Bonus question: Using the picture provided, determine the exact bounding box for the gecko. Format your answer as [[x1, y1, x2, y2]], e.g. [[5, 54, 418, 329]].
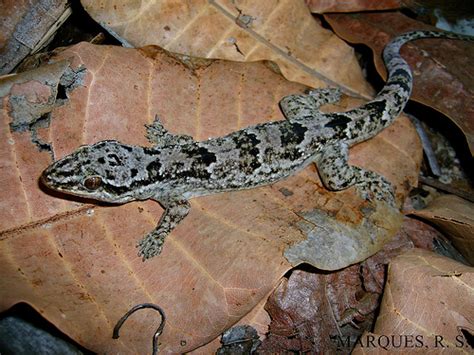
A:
[[41, 31, 472, 261]]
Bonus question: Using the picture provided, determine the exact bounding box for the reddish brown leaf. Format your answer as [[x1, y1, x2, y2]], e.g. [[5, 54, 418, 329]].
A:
[[325, 12, 474, 155], [0, 42, 419, 352], [259, 267, 372, 353]]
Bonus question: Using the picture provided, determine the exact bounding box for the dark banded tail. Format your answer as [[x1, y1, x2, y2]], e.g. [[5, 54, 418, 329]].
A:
[[333, 30, 473, 145]]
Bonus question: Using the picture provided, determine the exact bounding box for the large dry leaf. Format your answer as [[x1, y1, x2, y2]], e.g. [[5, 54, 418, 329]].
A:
[[0, 43, 418, 352], [352, 249, 474, 354], [410, 195, 474, 265], [306, 0, 406, 13], [79, 0, 374, 98], [325, 12, 474, 155], [0, 0, 71, 75]]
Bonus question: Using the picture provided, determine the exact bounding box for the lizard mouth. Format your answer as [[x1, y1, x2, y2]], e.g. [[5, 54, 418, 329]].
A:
[[39, 166, 77, 193], [40, 168, 53, 188]]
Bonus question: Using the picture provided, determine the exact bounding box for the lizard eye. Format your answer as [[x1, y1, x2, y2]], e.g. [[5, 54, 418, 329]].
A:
[[83, 176, 102, 190]]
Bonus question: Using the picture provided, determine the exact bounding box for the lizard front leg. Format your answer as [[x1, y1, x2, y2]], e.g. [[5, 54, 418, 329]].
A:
[[316, 142, 396, 207], [137, 198, 191, 260], [146, 115, 195, 147]]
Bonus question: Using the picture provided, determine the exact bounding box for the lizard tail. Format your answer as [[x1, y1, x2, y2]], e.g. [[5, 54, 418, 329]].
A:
[[334, 30, 472, 145]]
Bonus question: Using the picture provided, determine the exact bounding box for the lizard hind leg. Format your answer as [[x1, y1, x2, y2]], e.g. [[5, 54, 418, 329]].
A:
[[146, 115, 195, 147], [137, 198, 191, 260], [279, 87, 341, 122], [316, 142, 396, 207]]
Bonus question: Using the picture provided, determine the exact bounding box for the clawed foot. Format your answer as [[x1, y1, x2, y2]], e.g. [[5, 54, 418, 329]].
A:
[[137, 231, 168, 261]]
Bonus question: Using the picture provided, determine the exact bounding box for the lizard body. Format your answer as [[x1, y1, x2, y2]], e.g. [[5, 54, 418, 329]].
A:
[[41, 31, 472, 260]]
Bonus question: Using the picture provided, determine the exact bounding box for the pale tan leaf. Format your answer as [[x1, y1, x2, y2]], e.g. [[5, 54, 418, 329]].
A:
[[410, 195, 474, 265], [80, 0, 374, 98], [352, 249, 474, 354], [0, 43, 419, 352]]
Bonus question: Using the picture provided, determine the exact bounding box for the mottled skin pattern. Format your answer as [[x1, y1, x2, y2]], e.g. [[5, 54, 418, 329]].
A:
[[41, 31, 472, 260]]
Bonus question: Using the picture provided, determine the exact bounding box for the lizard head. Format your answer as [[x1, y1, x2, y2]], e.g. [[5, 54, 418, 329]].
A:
[[41, 140, 149, 203]]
